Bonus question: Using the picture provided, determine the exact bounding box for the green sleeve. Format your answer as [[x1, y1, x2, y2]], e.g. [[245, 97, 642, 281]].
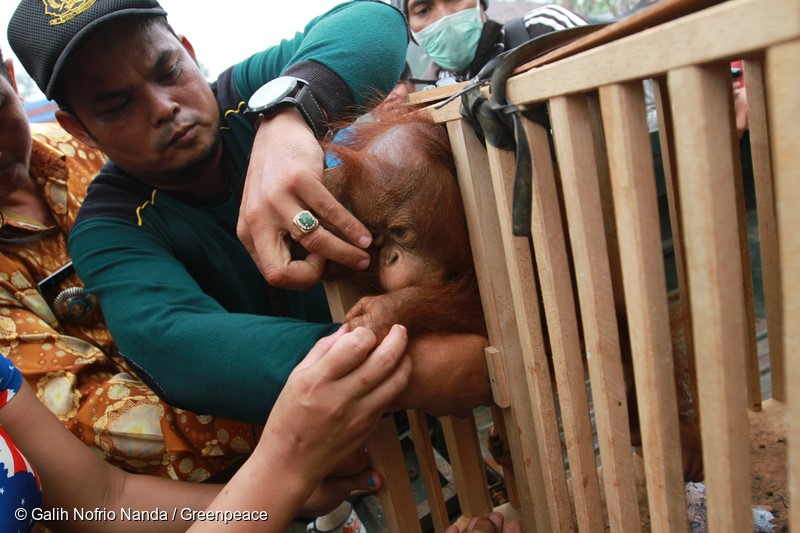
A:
[[233, 0, 408, 109], [69, 218, 338, 425]]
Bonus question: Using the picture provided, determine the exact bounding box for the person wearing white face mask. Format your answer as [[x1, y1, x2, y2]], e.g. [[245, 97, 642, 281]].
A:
[[392, 0, 587, 86]]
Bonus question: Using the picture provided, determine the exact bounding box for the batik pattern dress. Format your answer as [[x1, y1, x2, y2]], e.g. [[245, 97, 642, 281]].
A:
[[0, 123, 257, 482]]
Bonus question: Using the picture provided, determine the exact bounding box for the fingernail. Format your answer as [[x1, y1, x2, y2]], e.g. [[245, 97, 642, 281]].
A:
[[368, 475, 378, 488], [356, 258, 370, 270], [358, 234, 372, 248]]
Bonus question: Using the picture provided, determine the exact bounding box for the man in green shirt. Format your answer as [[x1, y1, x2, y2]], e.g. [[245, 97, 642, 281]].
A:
[[8, 0, 491, 424]]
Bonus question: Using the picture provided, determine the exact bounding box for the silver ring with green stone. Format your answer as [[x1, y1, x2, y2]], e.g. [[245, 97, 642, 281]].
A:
[[292, 209, 320, 237]]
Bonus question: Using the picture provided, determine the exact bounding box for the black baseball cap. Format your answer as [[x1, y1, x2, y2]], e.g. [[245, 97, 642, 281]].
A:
[[8, 0, 168, 100]]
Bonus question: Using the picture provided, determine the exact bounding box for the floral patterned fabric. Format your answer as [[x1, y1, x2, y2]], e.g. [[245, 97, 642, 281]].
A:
[[0, 123, 257, 481]]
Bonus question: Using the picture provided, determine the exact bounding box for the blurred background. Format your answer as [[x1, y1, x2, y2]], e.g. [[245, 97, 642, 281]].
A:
[[0, 0, 658, 121]]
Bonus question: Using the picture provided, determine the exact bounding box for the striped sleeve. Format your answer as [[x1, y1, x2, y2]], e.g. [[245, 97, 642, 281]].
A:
[[522, 4, 588, 37]]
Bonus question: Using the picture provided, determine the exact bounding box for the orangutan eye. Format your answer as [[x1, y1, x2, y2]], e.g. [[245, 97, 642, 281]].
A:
[[389, 227, 408, 239]]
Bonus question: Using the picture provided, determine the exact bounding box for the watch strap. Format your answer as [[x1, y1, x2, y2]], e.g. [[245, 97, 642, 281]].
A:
[[245, 78, 329, 140], [291, 84, 328, 140]]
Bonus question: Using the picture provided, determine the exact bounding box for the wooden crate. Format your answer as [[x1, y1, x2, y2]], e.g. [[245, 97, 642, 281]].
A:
[[328, 0, 799, 530]]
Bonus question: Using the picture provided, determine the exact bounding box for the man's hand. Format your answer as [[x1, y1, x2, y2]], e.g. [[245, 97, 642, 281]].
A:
[[298, 468, 383, 518], [391, 332, 491, 417], [237, 108, 373, 290]]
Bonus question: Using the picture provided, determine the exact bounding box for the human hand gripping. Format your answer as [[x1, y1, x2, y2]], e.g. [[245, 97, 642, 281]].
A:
[[237, 108, 373, 290], [261, 324, 411, 486], [192, 325, 411, 532]]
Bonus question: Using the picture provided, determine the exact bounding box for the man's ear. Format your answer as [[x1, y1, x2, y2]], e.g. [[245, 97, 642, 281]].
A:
[[55, 109, 99, 149], [179, 34, 198, 63]]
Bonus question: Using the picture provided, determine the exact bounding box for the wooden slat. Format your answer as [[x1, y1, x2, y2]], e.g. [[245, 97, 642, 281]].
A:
[[488, 403, 519, 506], [457, 118, 575, 532], [669, 64, 753, 533], [652, 77, 704, 413], [597, 82, 688, 533], [725, 80, 762, 415], [324, 211, 491, 533], [434, 413, 492, 522], [368, 415, 423, 533], [429, 0, 800, 125], [407, 410, 450, 533], [766, 38, 800, 533], [585, 92, 626, 315], [744, 57, 784, 402], [446, 119, 545, 531], [441, 414, 493, 517], [513, 0, 726, 74], [652, 79, 689, 315], [504, 0, 800, 107], [653, 76, 704, 416], [544, 95, 641, 533], [323, 280, 422, 533], [528, 102, 605, 533], [483, 139, 578, 533], [323, 278, 362, 323], [485, 346, 511, 409], [412, 0, 727, 108]]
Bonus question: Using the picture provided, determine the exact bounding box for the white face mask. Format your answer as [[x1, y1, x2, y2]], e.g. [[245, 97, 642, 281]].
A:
[[412, 3, 483, 72]]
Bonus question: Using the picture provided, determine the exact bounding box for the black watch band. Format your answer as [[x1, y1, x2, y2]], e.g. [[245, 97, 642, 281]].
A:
[[288, 84, 328, 139], [244, 77, 329, 140]]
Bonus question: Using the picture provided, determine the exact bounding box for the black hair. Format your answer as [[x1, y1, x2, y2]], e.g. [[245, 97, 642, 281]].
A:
[[0, 213, 60, 249], [401, 62, 412, 81]]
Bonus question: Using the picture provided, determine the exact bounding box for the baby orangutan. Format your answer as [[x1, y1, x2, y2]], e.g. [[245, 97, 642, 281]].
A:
[[323, 111, 486, 342], [323, 108, 703, 482]]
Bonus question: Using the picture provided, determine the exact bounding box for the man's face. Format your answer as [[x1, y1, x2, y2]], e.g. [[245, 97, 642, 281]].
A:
[[58, 18, 221, 190], [407, 0, 479, 33], [0, 69, 33, 198]]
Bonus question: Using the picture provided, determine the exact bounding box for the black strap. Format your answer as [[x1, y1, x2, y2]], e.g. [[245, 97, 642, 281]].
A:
[[455, 23, 608, 236], [466, 20, 504, 80]]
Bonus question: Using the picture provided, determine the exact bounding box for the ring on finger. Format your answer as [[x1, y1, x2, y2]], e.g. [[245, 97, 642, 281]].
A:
[[292, 209, 320, 238]]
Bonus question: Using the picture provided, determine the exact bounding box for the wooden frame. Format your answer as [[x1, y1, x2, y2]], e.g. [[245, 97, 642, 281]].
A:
[[327, 0, 799, 530]]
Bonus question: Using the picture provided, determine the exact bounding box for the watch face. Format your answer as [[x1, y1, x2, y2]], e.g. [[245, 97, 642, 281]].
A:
[[248, 77, 299, 111]]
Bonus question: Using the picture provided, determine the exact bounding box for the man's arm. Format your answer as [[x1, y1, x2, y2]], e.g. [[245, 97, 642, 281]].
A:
[[235, 0, 409, 290], [69, 217, 338, 425], [233, 1, 408, 116], [391, 332, 492, 417], [71, 215, 490, 422]]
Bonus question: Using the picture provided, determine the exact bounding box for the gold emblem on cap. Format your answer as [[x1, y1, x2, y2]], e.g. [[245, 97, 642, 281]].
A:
[[42, 0, 98, 25]]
